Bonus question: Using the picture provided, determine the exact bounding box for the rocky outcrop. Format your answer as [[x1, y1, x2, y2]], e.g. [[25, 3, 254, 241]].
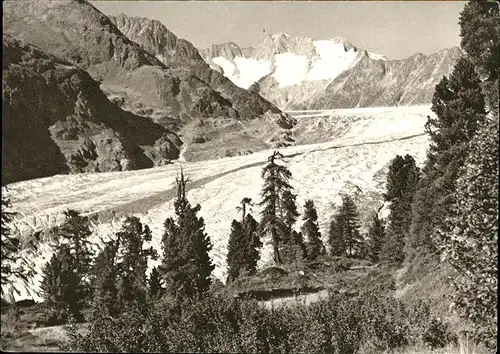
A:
[[2, 35, 181, 184]]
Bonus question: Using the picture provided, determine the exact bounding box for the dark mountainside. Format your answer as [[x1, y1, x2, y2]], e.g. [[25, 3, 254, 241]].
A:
[[2, 35, 181, 184]]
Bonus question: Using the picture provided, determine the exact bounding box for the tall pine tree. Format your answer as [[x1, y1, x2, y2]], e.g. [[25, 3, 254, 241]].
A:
[[367, 211, 385, 263], [227, 198, 262, 282], [243, 213, 261, 276], [436, 1, 499, 347], [280, 190, 305, 264], [115, 216, 155, 312], [1, 190, 36, 298], [328, 217, 345, 257], [89, 240, 119, 319], [259, 151, 294, 265], [301, 200, 324, 261], [382, 155, 420, 264], [41, 209, 94, 322], [226, 219, 246, 283], [439, 113, 498, 347], [410, 57, 486, 254], [41, 245, 84, 323], [160, 169, 214, 300]]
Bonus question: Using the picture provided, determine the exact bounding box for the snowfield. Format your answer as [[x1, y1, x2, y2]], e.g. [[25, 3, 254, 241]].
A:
[[4, 105, 432, 302], [210, 38, 383, 89]]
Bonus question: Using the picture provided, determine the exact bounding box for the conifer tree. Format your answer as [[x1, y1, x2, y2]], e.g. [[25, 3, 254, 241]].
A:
[[41, 210, 94, 322], [280, 190, 305, 264], [149, 266, 162, 300], [160, 169, 214, 300], [54, 210, 94, 278], [238, 197, 262, 275], [243, 212, 261, 275], [41, 246, 84, 322], [367, 211, 385, 263], [382, 155, 420, 264], [227, 198, 261, 282], [226, 219, 246, 283], [434, 2, 499, 347], [438, 114, 498, 347], [259, 151, 294, 265], [328, 218, 345, 257], [459, 0, 499, 114], [90, 240, 119, 318], [301, 200, 324, 261], [341, 195, 362, 257], [411, 57, 486, 252], [115, 216, 156, 312], [1, 191, 36, 297]]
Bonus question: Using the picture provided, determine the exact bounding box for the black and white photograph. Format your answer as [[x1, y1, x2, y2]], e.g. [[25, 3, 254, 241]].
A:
[[1, 0, 498, 352]]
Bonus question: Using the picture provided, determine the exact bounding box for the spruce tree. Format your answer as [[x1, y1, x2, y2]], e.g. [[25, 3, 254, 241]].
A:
[[40, 246, 84, 322], [226, 220, 246, 283], [259, 151, 294, 265], [160, 170, 214, 300], [280, 190, 304, 264], [149, 266, 162, 300], [301, 200, 324, 261], [435, 1, 499, 347], [41, 210, 94, 322], [411, 57, 486, 253], [339, 195, 362, 257], [382, 155, 420, 264], [1, 191, 36, 297], [242, 213, 261, 275], [367, 211, 385, 263], [238, 198, 262, 275], [227, 198, 261, 282], [438, 101, 498, 348], [115, 216, 156, 312], [328, 218, 345, 257], [54, 210, 94, 278], [90, 240, 119, 318]]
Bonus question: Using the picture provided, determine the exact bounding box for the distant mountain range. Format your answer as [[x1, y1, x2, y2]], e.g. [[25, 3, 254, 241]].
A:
[[200, 34, 462, 109]]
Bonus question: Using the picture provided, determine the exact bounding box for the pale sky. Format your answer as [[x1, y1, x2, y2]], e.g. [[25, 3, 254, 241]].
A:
[[91, 1, 466, 60]]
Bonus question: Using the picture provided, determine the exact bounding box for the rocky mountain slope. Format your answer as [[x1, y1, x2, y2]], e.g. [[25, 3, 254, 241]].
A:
[[2, 0, 296, 175], [109, 14, 293, 127], [2, 34, 181, 184], [201, 34, 461, 109]]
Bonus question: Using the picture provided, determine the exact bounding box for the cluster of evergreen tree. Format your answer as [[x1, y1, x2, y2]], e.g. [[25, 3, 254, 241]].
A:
[[1, 189, 37, 299], [226, 198, 261, 282], [37, 169, 215, 323], [403, 0, 498, 347]]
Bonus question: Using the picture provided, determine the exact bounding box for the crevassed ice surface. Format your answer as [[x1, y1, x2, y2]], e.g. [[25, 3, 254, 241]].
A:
[[3, 105, 432, 302]]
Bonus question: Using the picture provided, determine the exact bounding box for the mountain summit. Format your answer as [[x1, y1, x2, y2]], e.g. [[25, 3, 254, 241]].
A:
[[202, 34, 461, 109]]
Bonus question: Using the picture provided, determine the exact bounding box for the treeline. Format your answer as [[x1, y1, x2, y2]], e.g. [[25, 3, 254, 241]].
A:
[[2, 147, 418, 323]]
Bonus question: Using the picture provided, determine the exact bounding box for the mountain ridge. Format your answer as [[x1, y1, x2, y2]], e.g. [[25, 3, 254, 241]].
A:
[[201, 34, 461, 109]]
